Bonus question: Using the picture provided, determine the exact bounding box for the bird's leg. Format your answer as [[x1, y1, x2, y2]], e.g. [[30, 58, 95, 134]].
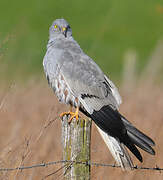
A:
[[60, 106, 79, 123], [68, 106, 79, 123]]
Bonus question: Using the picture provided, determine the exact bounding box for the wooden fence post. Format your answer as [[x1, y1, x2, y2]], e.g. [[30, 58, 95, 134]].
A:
[[61, 115, 92, 180]]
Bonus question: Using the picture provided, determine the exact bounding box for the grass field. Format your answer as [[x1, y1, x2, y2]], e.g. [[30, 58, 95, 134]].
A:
[[0, 0, 163, 80]]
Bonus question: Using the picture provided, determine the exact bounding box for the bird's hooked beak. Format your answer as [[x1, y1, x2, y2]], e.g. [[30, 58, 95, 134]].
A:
[[62, 27, 67, 37]]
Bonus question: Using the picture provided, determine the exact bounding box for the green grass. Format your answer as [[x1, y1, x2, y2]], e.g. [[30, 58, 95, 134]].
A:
[[0, 0, 163, 81]]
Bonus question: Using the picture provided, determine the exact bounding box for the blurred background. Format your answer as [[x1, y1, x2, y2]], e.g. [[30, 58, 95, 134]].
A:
[[0, 0, 163, 179]]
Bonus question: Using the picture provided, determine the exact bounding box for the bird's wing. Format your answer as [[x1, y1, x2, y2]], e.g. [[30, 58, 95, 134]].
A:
[[43, 38, 122, 112], [59, 49, 120, 113], [104, 75, 122, 107]]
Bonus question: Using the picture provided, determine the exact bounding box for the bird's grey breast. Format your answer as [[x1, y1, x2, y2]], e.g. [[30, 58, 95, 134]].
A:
[[43, 38, 82, 107]]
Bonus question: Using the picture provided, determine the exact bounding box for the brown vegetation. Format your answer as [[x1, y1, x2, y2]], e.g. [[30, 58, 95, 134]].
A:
[[0, 81, 162, 180]]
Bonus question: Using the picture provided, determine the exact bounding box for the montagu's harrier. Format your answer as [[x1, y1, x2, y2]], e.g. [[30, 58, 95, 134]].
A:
[[43, 19, 155, 170]]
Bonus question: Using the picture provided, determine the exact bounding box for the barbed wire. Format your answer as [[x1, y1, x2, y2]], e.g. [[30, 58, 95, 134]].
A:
[[0, 160, 162, 172]]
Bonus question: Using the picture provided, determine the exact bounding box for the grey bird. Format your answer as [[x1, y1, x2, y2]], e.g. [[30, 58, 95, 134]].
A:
[[43, 18, 155, 170]]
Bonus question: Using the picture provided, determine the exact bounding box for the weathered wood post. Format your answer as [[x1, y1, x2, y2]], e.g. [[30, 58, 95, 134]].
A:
[[61, 115, 92, 180]]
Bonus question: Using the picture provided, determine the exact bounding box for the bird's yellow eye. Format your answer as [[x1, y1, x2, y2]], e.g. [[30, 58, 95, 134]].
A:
[[62, 27, 66, 31], [54, 25, 58, 29]]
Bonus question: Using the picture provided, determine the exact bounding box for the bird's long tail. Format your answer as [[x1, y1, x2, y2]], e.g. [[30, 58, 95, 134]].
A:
[[88, 105, 155, 170], [96, 125, 134, 170], [80, 105, 155, 170]]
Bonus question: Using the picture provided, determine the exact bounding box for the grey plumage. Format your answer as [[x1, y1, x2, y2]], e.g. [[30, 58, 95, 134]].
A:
[[43, 18, 155, 170]]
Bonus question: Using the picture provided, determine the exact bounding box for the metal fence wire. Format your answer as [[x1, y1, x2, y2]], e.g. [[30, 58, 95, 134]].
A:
[[0, 160, 162, 172]]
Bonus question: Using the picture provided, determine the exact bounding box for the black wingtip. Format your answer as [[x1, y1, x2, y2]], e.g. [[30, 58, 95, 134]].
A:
[[150, 148, 156, 155], [121, 116, 156, 147], [150, 139, 155, 146], [125, 142, 143, 163], [127, 131, 155, 156]]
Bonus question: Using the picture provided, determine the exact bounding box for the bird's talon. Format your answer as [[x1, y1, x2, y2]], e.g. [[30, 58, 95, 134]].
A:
[[68, 113, 79, 123], [60, 111, 71, 118], [60, 107, 79, 123]]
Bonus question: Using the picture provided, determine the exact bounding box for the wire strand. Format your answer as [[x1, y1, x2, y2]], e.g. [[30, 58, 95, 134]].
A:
[[0, 160, 162, 172]]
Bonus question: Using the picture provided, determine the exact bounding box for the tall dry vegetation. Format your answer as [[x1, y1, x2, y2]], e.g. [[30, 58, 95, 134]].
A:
[[0, 81, 162, 180]]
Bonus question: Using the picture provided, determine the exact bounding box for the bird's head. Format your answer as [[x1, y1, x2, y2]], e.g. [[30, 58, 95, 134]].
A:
[[49, 19, 72, 39]]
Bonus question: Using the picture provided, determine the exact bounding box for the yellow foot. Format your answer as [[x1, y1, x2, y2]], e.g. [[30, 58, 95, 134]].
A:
[[60, 107, 79, 123]]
